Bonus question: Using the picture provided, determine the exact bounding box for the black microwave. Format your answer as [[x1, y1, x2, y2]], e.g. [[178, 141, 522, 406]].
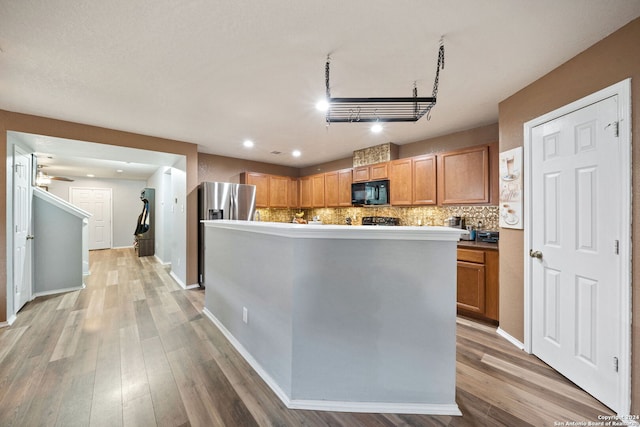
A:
[[351, 179, 390, 206]]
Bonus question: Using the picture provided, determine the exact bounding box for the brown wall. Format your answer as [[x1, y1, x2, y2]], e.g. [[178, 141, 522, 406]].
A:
[[299, 123, 499, 176], [498, 17, 640, 410], [0, 110, 200, 322], [399, 123, 499, 158], [198, 153, 299, 183]]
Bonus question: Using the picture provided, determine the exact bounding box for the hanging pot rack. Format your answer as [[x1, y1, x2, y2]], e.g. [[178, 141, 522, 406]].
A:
[[324, 38, 445, 124]]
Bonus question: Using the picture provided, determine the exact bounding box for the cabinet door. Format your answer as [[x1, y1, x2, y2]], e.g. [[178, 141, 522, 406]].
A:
[[299, 176, 312, 208], [338, 169, 353, 206], [437, 145, 490, 204], [245, 172, 269, 208], [457, 261, 486, 314], [370, 163, 388, 180], [325, 171, 339, 207], [311, 174, 325, 207], [288, 178, 299, 209], [412, 155, 436, 205], [353, 166, 370, 182], [269, 175, 289, 208], [389, 159, 412, 205]]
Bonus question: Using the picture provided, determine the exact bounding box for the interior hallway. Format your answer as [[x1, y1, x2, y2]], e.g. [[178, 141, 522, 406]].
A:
[[0, 248, 613, 426]]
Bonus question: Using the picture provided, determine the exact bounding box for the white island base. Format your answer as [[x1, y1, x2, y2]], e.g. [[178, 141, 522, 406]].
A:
[[202, 220, 464, 415]]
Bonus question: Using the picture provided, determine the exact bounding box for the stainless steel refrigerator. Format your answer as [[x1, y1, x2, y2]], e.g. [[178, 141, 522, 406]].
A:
[[198, 181, 257, 285]]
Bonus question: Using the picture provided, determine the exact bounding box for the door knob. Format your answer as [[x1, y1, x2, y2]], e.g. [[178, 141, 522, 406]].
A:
[[26, 235, 34, 240], [529, 249, 543, 259]]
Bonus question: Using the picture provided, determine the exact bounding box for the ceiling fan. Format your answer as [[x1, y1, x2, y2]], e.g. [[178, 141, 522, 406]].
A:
[[36, 165, 74, 185]]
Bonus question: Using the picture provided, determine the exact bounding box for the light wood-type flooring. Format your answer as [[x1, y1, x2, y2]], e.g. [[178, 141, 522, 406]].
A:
[[0, 248, 614, 426]]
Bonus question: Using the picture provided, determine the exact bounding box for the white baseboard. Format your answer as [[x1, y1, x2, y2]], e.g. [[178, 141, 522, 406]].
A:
[[154, 254, 171, 266], [202, 308, 292, 405], [33, 284, 86, 299], [111, 245, 134, 249], [496, 327, 525, 350], [168, 271, 199, 290], [288, 400, 461, 415], [202, 308, 462, 416], [0, 314, 17, 328]]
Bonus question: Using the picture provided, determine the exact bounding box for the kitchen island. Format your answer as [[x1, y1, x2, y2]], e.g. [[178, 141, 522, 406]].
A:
[[202, 220, 465, 415]]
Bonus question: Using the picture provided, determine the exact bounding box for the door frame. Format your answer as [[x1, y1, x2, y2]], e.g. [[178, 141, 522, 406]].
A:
[[523, 79, 631, 414]]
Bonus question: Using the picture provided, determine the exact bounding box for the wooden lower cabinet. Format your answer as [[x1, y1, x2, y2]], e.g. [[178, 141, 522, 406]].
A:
[[457, 247, 498, 323]]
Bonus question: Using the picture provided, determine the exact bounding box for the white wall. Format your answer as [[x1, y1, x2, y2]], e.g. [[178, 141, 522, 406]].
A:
[[147, 167, 173, 264], [170, 158, 187, 286], [49, 177, 147, 248]]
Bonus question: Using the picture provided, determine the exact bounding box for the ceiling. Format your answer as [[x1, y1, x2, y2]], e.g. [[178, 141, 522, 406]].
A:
[[1, 1, 639, 174]]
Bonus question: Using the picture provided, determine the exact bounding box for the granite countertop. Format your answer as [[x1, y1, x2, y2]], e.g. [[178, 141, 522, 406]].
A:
[[457, 240, 499, 251]]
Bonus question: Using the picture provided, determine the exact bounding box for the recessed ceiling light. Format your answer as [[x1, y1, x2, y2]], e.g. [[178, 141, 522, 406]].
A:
[[243, 139, 254, 148], [116, 169, 123, 173], [292, 150, 301, 157], [315, 99, 329, 112], [371, 123, 383, 133], [87, 174, 95, 178]]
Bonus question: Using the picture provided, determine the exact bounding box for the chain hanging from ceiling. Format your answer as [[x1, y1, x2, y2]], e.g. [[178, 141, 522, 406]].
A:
[[324, 37, 445, 124]]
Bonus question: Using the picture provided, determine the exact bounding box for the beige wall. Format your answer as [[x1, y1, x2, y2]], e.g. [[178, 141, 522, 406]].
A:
[[498, 17, 640, 410], [0, 110, 200, 322], [198, 153, 299, 183]]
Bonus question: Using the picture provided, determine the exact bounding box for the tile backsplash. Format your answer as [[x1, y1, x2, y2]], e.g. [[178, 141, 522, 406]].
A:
[[255, 205, 499, 230]]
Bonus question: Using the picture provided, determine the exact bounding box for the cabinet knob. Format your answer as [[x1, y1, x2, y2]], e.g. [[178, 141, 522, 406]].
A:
[[529, 249, 543, 259]]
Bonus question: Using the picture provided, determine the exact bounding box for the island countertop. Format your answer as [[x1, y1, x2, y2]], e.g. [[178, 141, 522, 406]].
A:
[[202, 219, 466, 241], [201, 219, 465, 416]]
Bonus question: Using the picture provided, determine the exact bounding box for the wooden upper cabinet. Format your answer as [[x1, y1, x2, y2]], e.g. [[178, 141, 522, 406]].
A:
[[437, 145, 490, 204], [325, 169, 353, 207], [288, 178, 299, 209], [352, 163, 388, 182], [299, 176, 312, 208], [370, 163, 388, 180], [412, 155, 437, 205], [269, 175, 289, 208], [311, 174, 326, 207], [352, 166, 370, 182], [242, 172, 269, 208], [389, 158, 413, 206]]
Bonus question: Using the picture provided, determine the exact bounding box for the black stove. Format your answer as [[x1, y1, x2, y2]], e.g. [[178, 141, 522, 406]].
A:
[[361, 216, 399, 226]]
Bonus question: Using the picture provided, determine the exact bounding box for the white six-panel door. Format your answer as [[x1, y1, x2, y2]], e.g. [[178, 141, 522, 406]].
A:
[[13, 146, 32, 311], [70, 187, 112, 250], [529, 94, 622, 411]]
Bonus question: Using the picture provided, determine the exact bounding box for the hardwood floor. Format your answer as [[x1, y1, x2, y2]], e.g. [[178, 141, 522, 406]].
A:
[[0, 248, 614, 426]]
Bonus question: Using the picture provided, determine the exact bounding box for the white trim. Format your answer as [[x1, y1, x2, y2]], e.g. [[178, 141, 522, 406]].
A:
[[496, 327, 525, 350], [169, 270, 198, 290], [111, 245, 134, 250], [523, 78, 632, 416], [202, 220, 466, 241], [153, 254, 171, 266], [288, 400, 461, 416], [32, 284, 85, 298], [203, 308, 292, 405], [202, 308, 461, 416], [0, 315, 18, 328]]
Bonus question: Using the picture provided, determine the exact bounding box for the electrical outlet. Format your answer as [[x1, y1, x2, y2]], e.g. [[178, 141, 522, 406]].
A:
[[242, 307, 248, 324]]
